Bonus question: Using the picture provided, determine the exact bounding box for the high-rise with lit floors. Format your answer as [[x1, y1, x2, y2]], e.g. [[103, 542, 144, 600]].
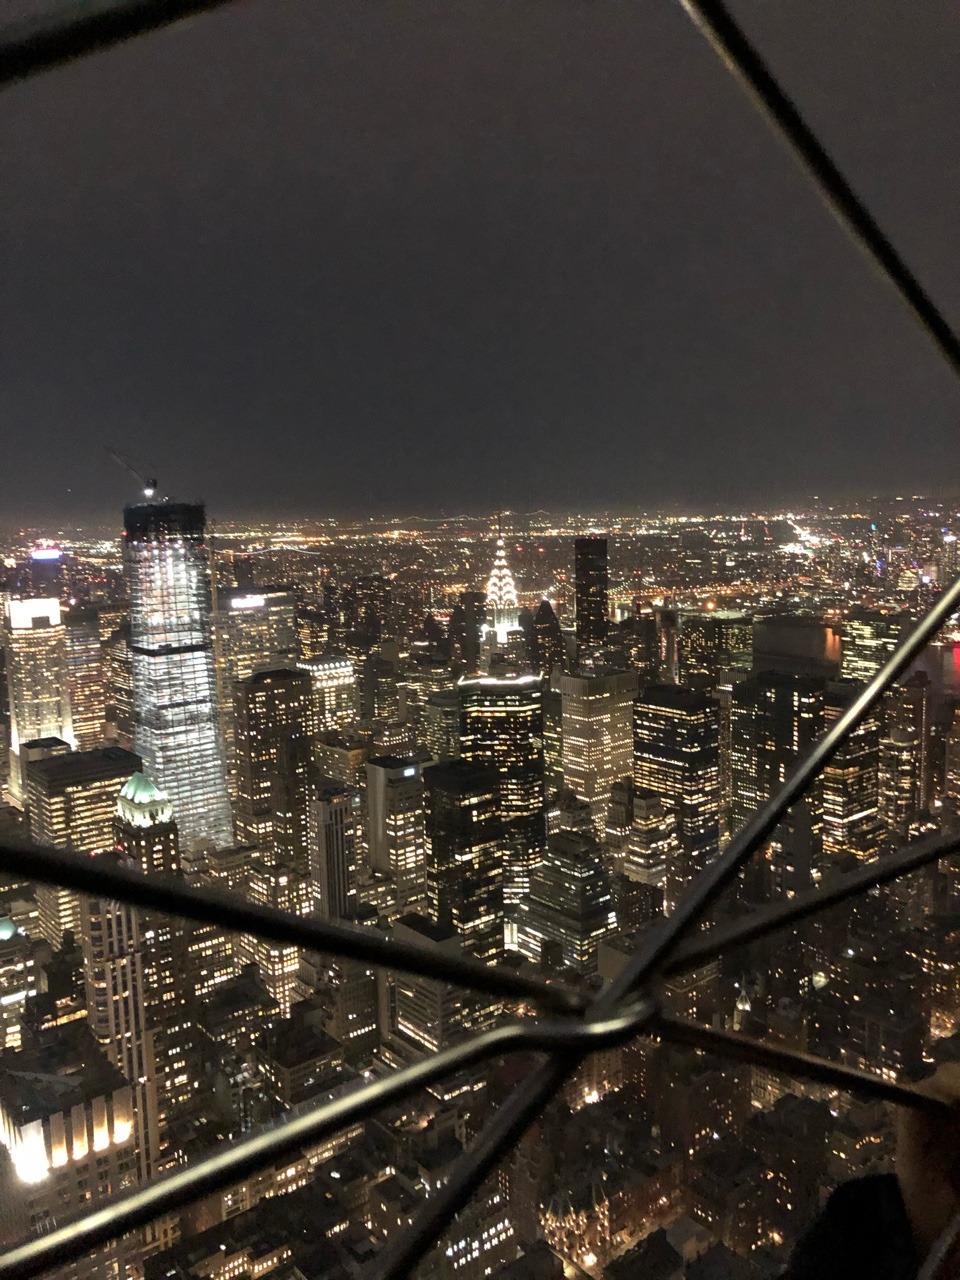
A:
[[519, 829, 616, 974], [123, 502, 233, 850], [215, 587, 298, 797], [3, 597, 74, 804], [365, 756, 427, 908], [560, 670, 638, 831], [458, 674, 546, 912], [482, 531, 520, 651], [65, 608, 106, 751], [234, 666, 314, 873], [729, 672, 824, 900], [633, 686, 721, 889], [531, 599, 566, 676], [424, 759, 504, 964], [27, 746, 141, 946], [309, 780, 360, 921], [113, 772, 196, 1156], [297, 653, 356, 733], [80, 882, 161, 1187], [574, 536, 609, 650], [821, 681, 883, 862]]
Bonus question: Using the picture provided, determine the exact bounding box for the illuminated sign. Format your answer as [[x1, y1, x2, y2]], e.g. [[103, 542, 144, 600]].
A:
[[31, 547, 62, 562], [230, 595, 266, 610]]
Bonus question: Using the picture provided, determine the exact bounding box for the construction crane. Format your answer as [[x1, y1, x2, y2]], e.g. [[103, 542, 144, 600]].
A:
[[104, 445, 159, 500]]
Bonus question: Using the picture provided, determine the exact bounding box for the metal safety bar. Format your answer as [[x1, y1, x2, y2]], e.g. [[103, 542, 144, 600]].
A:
[[665, 826, 960, 977], [0, 1001, 657, 1280], [0, 0, 243, 88], [2, 0, 960, 1276], [678, 0, 960, 380], [653, 1015, 951, 1116], [0, 839, 583, 1016]]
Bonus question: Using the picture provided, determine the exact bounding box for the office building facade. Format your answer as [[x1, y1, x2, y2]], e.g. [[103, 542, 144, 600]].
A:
[[123, 502, 232, 850]]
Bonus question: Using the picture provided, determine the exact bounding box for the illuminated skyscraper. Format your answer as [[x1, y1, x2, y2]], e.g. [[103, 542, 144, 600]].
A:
[[113, 772, 197, 1152], [483, 531, 520, 648], [519, 829, 616, 974], [841, 613, 905, 684], [104, 620, 135, 751], [365, 756, 427, 908], [623, 788, 682, 894], [424, 759, 504, 964], [297, 653, 356, 732], [215, 587, 297, 796], [65, 608, 106, 751], [633, 686, 721, 884], [235, 666, 314, 872], [422, 688, 461, 761], [309, 780, 360, 921], [679, 612, 753, 689], [531, 599, 566, 676], [114, 771, 180, 877], [821, 681, 883, 862], [27, 746, 141, 946], [27, 541, 64, 598], [239, 860, 312, 1016], [729, 672, 824, 900], [560, 670, 638, 830], [575, 536, 609, 650], [0, 1025, 139, 1280], [81, 879, 161, 1185], [123, 502, 232, 850], [3, 597, 74, 804], [878, 725, 920, 841], [458, 674, 546, 910]]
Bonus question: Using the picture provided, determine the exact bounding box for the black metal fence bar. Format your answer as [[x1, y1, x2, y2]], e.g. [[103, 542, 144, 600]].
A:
[[665, 829, 960, 976], [654, 1015, 951, 1115], [0, 1002, 656, 1280], [918, 1210, 960, 1280], [0, 839, 582, 1014], [0, 0, 244, 88], [678, 0, 960, 380], [376, 1052, 579, 1280]]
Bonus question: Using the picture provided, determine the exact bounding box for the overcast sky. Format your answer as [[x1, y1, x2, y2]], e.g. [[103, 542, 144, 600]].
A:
[[2, 0, 959, 523]]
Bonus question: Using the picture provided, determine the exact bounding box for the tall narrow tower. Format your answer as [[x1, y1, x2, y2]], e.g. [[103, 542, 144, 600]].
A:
[[484, 522, 520, 648], [574, 536, 609, 650], [459, 674, 546, 911], [123, 501, 232, 850], [3, 598, 74, 804]]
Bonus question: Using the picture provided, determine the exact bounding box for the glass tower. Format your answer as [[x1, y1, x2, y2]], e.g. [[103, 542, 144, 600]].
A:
[[574, 535, 609, 649], [123, 502, 233, 850]]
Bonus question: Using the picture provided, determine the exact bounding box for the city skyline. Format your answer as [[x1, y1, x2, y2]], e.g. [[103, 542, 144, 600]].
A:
[[4, 0, 960, 1271], [1, 479, 960, 1278]]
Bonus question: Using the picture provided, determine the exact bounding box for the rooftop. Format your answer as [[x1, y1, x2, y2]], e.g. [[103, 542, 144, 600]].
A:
[[28, 747, 141, 789], [0, 1024, 127, 1124]]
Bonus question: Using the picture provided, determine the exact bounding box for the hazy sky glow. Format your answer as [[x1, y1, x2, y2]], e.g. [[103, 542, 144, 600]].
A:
[[2, 0, 960, 521]]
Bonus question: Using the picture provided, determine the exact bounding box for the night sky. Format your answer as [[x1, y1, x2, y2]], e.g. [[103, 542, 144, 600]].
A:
[[2, 0, 960, 523]]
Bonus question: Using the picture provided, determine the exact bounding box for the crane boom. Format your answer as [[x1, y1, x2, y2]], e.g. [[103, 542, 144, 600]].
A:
[[104, 446, 158, 499]]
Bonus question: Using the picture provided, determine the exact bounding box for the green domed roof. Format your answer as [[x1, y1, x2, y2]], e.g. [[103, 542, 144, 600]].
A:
[[119, 772, 168, 806], [117, 772, 175, 827]]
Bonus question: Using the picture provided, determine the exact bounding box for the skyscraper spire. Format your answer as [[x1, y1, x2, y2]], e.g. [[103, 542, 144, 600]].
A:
[[486, 535, 519, 613], [484, 521, 520, 646]]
